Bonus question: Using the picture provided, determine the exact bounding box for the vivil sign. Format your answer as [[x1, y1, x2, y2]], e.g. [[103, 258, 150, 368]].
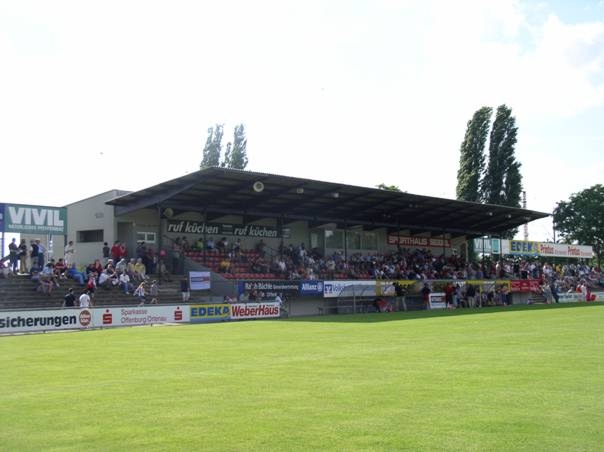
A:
[[299, 280, 324, 296], [4, 204, 67, 234], [190, 304, 231, 323], [0, 203, 4, 232]]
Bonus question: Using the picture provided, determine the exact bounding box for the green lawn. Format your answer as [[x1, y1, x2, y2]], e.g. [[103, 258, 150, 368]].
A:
[[1, 304, 603, 451]]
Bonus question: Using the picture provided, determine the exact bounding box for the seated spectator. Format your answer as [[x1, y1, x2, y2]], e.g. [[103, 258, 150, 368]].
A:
[[192, 237, 204, 251], [158, 259, 172, 282], [41, 263, 60, 289], [86, 274, 97, 297], [218, 256, 231, 273], [217, 237, 228, 253], [54, 258, 68, 279], [133, 258, 147, 281], [119, 271, 133, 294], [67, 263, 86, 285], [98, 268, 118, 290], [206, 237, 216, 252]]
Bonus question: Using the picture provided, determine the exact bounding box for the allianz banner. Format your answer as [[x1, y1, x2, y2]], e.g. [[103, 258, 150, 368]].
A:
[[4, 204, 67, 234]]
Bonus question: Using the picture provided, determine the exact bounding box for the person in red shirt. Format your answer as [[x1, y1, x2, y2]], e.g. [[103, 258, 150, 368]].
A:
[[110, 241, 123, 261]]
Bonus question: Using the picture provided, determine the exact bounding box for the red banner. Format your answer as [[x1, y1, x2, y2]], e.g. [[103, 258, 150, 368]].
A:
[[510, 280, 541, 292]]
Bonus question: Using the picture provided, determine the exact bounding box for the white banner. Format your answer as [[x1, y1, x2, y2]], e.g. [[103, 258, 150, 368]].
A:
[[189, 271, 211, 290], [92, 306, 190, 328], [538, 243, 593, 258], [323, 280, 377, 298], [429, 293, 448, 309], [230, 302, 280, 319], [0, 308, 91, 334]]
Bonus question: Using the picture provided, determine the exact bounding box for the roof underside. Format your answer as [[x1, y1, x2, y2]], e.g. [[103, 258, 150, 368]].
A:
[[106, 168, 549, 239]]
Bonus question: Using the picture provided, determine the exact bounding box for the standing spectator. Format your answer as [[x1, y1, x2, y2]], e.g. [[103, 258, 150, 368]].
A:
[[64, 240, 76, 268], [180, 277, 190, 302], [421, 283, 431, 310], [36, 239, 46, 270], [110, 241, 122, 261], [102, 242, 111, 265], [149, 280, 160, 304], [18, 239, 28, 274], [134, 281, 146, 306], [63, 288, 76, 308], [79, 290, 92, 308], [8, 238, 19, 274], [466, 283, 476, 308], [29, 239, 39, 272]]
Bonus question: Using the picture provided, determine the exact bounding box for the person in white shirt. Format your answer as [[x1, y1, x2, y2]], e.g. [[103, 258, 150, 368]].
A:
[[79, 290, 92, 308]]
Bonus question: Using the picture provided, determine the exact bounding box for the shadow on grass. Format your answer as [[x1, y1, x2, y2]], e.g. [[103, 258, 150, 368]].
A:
[[286, 302, 604, 324]]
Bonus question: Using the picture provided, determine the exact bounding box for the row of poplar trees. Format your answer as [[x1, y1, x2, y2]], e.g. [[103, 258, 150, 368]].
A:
[[200, 124, 249, 170], [456, 104, 523, 238]]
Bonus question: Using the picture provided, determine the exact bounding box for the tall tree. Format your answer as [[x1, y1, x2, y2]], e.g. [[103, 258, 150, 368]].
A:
[[222, 124, 248, 169], [553, 184, 604, 267], [200, 124, 223, 169], [481, 104, 522, 207], [456, 106, 492, 202]]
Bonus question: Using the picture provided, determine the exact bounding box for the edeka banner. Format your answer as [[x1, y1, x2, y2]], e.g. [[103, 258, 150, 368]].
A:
[[189, 271, 211, 290], [190, 304, 231, 323], [510, 280, 541, 293], [502, 240, 540, 256], [0, 308, 91, 334], [230, 302, 280, 319], [4, 204, 67, 234], [92, 306, 189, 328], [299, 280, 324, 296], [239, 280, 300, 298]]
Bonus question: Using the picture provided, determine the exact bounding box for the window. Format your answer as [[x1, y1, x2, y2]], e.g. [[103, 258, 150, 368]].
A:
[[346, 231, 361, 250], [136, 232, 156, 243], [325, 229, 343, 248], [77, 229, 103, 243], [363, 232, 377, 250]]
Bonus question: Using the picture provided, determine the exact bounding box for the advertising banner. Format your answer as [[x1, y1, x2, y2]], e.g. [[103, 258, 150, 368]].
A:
[[298, 280, 324, 296], [558, 293, 588, 303], [0, 203, 4, 232], [429, 293, 447, 309], [474, 238, 501, 254], [0, 308, 91, 334], [239, 280, 300, 298], [230, 302, 280, 319], [190, 304, 231, 323], [323, 280, 378, 298], [189, 271, 211, 291], [538, 243, 593, 258], [93, 306, 189, 328], [387, 235, 451, 248], [3, 204, 67, 234], [510, 280, 541, 293], [166, 220, 290, 239], [502, 240, 540, 256]]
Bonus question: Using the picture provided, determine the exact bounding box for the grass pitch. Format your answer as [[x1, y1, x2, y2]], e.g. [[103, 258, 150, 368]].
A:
[[1, 303, 603, 451]]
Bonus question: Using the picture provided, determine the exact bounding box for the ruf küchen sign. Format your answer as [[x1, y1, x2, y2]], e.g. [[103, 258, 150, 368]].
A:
[[2, 204, 67, 234], [166, 220, 290, 238]]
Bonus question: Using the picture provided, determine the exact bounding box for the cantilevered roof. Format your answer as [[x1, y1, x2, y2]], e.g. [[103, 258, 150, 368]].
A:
[[106, 167, 549, 238]]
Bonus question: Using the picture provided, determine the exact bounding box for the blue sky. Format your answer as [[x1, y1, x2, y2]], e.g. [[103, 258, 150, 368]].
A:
[[1, 0, 603, 242]]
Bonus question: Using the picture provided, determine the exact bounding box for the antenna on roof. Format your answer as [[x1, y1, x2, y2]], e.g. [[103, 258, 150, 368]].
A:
[[522, 190, 528, 241]]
